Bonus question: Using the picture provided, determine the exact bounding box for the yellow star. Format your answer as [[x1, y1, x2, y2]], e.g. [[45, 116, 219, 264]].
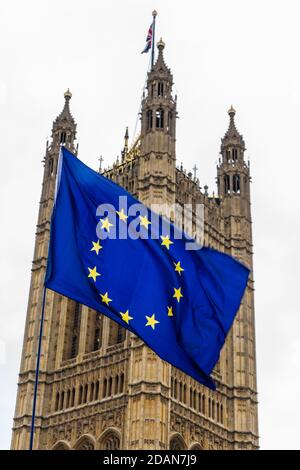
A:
[[167, 306, 173, 317], [160, 235, 174, 250], [174, 261, 184, 275], [145, 314, 160, 330], [120, 310, 133, 324], [100, 292, 112, 306], [173, 287, 183, 303], [116, 208, 128, 222], [139, 215, 151, 229], [88, 266, 101, 282], [101, 217, 113, 232], [91, 240, 102, 255]]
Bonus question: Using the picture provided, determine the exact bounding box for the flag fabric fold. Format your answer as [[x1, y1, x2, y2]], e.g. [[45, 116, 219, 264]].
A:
[[141, 23, 153, 54], [45, 147, 250, 389]]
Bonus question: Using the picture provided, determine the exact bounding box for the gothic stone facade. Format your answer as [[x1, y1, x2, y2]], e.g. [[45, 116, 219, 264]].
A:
[[11, 41, 258, 450]]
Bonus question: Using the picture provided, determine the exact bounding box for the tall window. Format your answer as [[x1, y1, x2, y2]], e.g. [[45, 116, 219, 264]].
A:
[[167, 111, 173, 133], [232, 148, 238, 162], [158, 81, 164, 96], [156, 108, 164, 129], [48, 158, 54, 176], [224, 175, 230, 194], [60, 131, 66, 144], [146, 110, 153, 130], [233, 174, 240, 193], [108, 320, 125, 345], [93, 313, 102, 351], [69, 302, 81, 359]]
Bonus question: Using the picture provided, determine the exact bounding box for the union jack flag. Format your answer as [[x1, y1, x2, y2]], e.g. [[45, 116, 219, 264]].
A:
[[141, 23, 153, 54]]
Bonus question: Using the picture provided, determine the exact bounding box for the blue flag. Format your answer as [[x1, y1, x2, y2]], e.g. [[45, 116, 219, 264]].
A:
[[45, 147, 249, 390]]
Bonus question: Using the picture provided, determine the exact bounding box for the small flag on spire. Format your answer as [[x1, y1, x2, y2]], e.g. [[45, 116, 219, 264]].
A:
[[141, 23, 153, 54]]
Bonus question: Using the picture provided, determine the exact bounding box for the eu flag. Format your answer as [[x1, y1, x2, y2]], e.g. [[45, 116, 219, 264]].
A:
[[45, 147, 249, 390]]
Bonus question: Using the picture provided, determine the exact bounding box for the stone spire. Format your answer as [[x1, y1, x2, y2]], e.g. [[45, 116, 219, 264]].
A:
[[54, 89, 75, 126], [221, 106, 245, 151], [51, 89, 77, 150]]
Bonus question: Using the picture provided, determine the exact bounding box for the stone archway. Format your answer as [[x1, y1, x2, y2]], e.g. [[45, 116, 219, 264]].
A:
[[51, 440, 71, 450], [73, 434, 95, 450], [169, 433, 187, 450], [98, 428, 121, 450]]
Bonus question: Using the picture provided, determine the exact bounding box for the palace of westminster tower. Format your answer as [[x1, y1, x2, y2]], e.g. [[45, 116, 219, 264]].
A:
[[11, 40, 259, 450]]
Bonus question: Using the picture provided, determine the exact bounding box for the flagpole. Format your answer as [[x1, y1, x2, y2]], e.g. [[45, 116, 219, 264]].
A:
[[151, 10, 157, 68], [29, 285, 47, 450], [29, 146, 63, 450]]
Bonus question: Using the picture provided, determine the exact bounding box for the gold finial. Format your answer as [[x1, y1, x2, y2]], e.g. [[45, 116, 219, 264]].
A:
[[64, 88, 72, 100], [228, 105, 236, 117], [157, 37, 165, 50], [152, 10, 158, 17]]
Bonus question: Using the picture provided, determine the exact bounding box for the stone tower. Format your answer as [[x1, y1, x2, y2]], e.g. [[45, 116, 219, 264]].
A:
[[11, 42, 258, 450]]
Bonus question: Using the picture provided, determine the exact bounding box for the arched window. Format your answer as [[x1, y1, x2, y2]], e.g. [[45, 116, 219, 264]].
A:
[[170, 435, 187, 450], [221, 404, 224, 424], [83, 384, 88, 403], [55, 392, 59, 411], [208, 397, 211, 417], [74, 437, 95, 450], [158, 82, 164, 96], [78, 385, 83, 404], [117, 324, 125, 343], [60, 391, 64, 410], [171, 377, 174, 396], [212, 399, 215, 420], [119, 373, 124, 393], [108, 377, 113, 396], [226, 150, 231, 162], [183, 384, 187, 403], [52, 441, 71, 450], [60, 131, 66, 144], [67, 302, 82, 359], [71, 388, 75, 407], [95, 381, 100, 401], [114, 376, 119, 395], [103, 378, 107, 398], [217, 402, 220, 422], [233, 174, 240, 193], [90, 382, 94, 402], [99, 431, 120, 450], [93, 313, 102, 351], [232, 148, 238, 162], [198, 392, 201, 412], [179, 383, 183, 402], [190, 388, 193, 407], [108, 320, 125, 345], [48, 158, 54, 176], [156, 108, 164, 129], [224, 175, 230, 194], [202, 394, 206, 414], [146, 110, 153, 130]]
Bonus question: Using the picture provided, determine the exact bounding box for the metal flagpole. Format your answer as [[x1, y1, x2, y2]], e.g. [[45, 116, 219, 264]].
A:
[[29, 146, 63, 450], [151, 10, 157, 68], [29, 285, 47, 450]]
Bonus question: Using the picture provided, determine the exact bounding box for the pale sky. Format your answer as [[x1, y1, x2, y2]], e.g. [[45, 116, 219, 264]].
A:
[[1, 0, 300, 450]]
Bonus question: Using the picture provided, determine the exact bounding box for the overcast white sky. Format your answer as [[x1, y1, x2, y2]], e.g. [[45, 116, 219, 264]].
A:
[[0, 0, 300, 450]]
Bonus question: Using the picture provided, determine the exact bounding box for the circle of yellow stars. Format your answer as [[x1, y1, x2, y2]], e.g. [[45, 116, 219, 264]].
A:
[[87, 211, 184, 331]]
